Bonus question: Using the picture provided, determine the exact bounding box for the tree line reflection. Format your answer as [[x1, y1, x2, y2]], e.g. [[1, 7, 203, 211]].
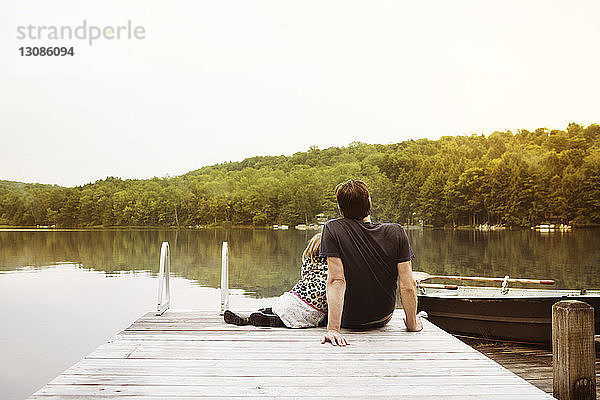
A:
[[0, 228, 598, 296]]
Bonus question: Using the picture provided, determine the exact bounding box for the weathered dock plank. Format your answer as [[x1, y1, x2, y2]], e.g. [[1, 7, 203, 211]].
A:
[[463, 338, 600, 398], [30, 310, 554, 399]]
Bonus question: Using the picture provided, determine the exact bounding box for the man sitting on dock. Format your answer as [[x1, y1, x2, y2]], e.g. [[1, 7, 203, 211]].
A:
[[320, 179, 422, 346]]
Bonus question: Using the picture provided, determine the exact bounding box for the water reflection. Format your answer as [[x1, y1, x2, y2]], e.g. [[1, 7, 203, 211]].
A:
[[0, 229, 308, 297], [0, 228, 599, 294], [409, 228, 600, 290]]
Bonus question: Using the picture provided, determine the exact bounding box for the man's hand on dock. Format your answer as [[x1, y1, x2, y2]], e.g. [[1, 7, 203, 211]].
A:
[[321, 329, 348, 346]]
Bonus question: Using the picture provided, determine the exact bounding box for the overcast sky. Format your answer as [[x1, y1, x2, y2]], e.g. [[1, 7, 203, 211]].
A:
[[1, 1, 599, 187]]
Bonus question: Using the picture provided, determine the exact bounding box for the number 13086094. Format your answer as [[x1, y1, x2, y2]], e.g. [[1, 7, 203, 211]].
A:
[[19, 47, 74, 56]]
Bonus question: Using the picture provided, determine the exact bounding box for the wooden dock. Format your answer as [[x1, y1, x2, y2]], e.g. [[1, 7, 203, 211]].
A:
[[462, 337, 600, 398], [30, 309, 555, 399]]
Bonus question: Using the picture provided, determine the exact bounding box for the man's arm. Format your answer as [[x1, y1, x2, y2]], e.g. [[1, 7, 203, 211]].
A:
[[398, 260, 423, 332], [321, 256, 348, 346]]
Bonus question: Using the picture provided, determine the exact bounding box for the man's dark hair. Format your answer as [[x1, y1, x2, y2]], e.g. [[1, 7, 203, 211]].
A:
[[335, 179, 371, 220]]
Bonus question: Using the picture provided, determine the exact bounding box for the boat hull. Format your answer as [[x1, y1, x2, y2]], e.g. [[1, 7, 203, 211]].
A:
[[418, 294, 600, 343]]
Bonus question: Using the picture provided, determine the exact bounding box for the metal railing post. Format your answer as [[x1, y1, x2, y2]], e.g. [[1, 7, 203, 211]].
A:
[[220, 241, 229, 315], [156, 242, 171, 316]]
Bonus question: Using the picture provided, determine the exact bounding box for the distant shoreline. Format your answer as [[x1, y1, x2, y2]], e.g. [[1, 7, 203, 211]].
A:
[[3, 123, 600, 229], [1, 224, 598, 232], [0, 224, 262, 231]]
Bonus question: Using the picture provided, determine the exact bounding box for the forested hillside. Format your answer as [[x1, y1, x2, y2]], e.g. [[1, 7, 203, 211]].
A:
[[1, 123, 599, 227]]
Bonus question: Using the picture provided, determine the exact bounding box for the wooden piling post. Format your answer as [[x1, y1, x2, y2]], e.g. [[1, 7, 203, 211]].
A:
[[552, 300, 596, 400]]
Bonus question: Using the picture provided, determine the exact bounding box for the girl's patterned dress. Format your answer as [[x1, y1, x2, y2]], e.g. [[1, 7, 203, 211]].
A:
[[271, 256, 328, 328]]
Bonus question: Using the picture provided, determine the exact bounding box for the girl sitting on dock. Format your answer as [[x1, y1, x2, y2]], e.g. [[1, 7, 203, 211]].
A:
[[224, 233, 327, 328]]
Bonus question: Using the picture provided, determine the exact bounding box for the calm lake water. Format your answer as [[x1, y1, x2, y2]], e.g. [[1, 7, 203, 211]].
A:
[[1, 227, 599, 399]]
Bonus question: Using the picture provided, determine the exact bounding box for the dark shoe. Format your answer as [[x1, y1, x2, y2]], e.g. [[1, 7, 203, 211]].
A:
[[257, 307, 276, 315], [224, 310, 249, 326], [249, 311, 285, 327]]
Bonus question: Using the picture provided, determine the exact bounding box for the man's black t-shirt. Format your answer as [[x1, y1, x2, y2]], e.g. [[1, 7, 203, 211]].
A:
[[319, 218, 414, 327]]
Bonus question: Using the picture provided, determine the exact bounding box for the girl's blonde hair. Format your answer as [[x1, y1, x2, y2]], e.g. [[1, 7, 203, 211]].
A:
[[302, 232, 322, 260]]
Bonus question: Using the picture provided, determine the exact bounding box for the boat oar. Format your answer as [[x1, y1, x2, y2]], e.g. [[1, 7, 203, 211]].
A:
[[418, 283, 459, 290], [413, 271, 554, 285]]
